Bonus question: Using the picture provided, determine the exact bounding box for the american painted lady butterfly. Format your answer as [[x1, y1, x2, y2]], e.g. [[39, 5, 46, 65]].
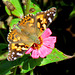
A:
[[7, 7, 56, 61]]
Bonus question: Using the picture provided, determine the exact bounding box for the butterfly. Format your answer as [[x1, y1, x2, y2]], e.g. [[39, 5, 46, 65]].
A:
[[7, 7, 56, 61]]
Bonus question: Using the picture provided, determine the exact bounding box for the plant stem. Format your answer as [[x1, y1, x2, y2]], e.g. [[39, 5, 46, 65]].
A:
[[13, 67, 17, 75], [30, 69, 34, 75], [25, 0, 31, 15]]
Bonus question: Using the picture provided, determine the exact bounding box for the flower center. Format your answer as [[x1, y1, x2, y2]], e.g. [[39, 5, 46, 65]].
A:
[[32, 37, 43, 49]]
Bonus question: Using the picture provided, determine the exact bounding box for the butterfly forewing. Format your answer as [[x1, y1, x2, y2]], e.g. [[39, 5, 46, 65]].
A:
[[35, 7, 56, 37]]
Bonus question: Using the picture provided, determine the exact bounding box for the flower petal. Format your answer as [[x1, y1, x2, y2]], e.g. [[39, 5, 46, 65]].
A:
[[31, 49, 39, 59], [38, 45, 52, 58], [43, 36, 56, 43], [43, 42, 55, 49], [41, 28, 52, 39], [25, 47, 33, 54], [43, 36, 56, 48]]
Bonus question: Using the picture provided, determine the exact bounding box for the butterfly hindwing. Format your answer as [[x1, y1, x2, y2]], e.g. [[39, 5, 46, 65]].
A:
[[7, 43, 29, 61]]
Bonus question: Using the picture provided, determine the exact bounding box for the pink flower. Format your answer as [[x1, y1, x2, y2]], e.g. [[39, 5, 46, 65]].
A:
[[25, 28, 56, 59]]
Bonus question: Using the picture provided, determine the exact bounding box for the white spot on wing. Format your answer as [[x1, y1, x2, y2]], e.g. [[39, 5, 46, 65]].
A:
[[52, 12, 54, 14], [17, 52, 23, 56], [12, 52, 15, 55], [8, 53, 11, 55], [47, 13, 50, 16], [9, 50, 11, 52], [45, 11, 47, 13], [53, 13, 56, 16], [48, 17, 52, 23], [14, 57, 17, 60], [8, 57, 11, 59], [50, 12, 51, 14], [22, 47, 27, 50], [11, 55, 13, 57]]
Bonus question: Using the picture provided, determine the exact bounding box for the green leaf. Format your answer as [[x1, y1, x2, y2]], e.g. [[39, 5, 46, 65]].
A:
[[25, 0, 41, 15], [38, 48, 73, 66], [0, 21, 6, 29], [4, 0, 24, 18], [0, 54, 29, 74], [10, 0, 24, 18], [21, 58, 36, 73], [21, 57, 42, 73], [0, 52, 8, 60], [5, 70, 12, 75], [5, 6, 11, 15], [29, 1, 41, 15], [69, 8, 75, 19]]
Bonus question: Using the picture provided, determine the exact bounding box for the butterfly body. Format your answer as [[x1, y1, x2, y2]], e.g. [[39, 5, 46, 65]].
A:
[[7, 7, 56, 61]]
